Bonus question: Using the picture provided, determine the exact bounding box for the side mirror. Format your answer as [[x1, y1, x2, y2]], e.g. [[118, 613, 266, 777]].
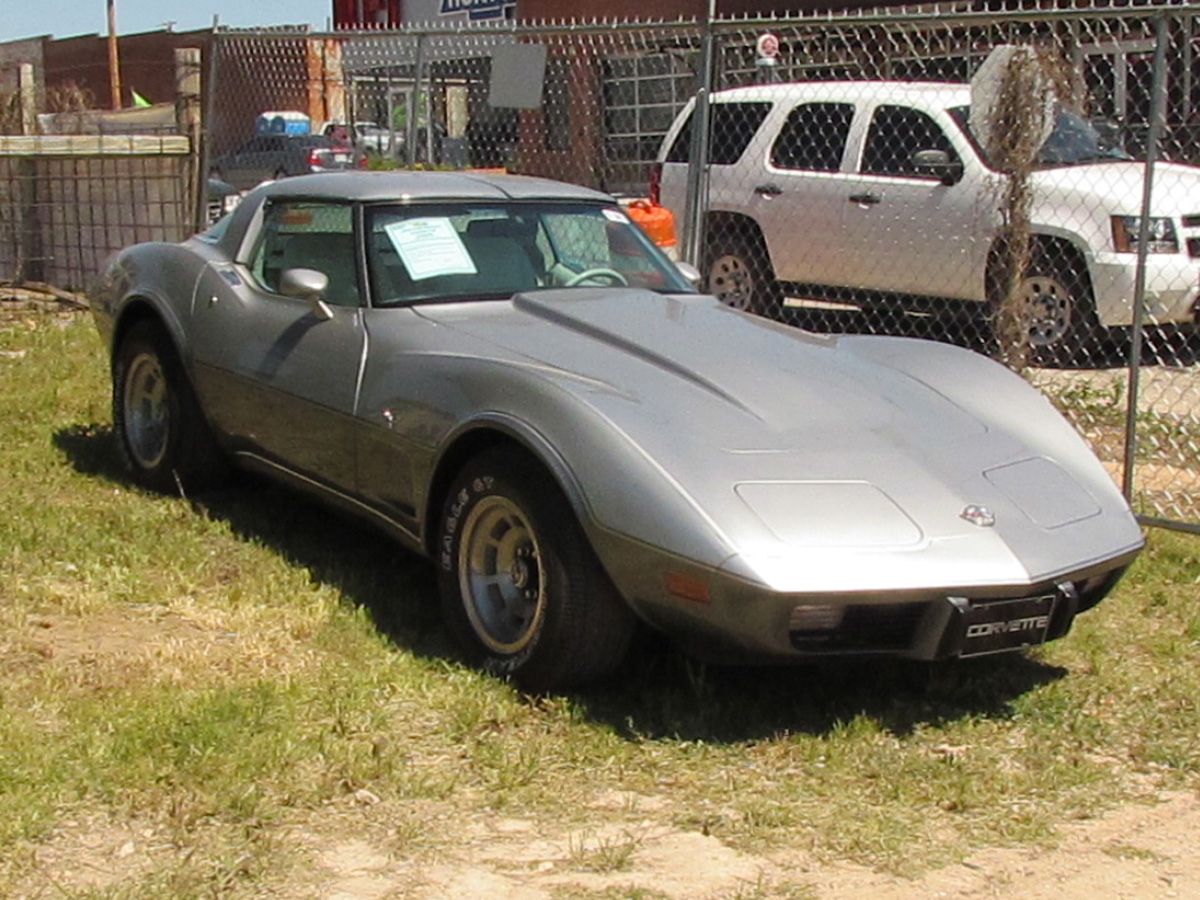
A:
[[279, 267, 334, 321], [675, 260, 703, 289], [911, 149, 963, 186]]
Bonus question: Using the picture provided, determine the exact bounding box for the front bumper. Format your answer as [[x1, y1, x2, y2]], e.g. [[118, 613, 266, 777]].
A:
[[594, 530, 1138, 665], [1091, 252, 1200, 327]]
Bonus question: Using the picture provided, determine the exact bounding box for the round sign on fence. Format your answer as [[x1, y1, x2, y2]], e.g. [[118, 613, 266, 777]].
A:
[[756, 32, 780, 60]]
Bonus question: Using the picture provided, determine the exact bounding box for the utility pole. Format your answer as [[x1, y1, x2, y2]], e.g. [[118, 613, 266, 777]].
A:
[[107, 0, 122, 109]]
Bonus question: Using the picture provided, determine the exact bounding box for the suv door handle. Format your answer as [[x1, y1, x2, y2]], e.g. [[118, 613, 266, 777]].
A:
[[848, 193, 882, 205], [754, 183, 783, 197]]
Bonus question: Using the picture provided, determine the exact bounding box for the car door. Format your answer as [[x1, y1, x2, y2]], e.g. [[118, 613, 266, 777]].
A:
[[836, 102, 986, 301], [188, 200, 366, 491], [351, 207, 488, 537], [752, 101, 857, 287]]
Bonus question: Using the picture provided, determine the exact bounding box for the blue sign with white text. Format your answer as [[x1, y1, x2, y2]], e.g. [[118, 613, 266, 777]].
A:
[[439, 0, 514, 20]]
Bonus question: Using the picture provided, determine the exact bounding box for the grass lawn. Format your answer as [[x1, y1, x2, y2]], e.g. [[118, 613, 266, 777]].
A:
[[1, 311, 1197, 898]]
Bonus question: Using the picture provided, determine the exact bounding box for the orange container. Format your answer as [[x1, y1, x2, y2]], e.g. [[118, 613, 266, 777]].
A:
[[626, 200, 677, 252]]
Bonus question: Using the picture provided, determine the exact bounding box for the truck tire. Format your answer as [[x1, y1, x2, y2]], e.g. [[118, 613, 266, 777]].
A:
[[990, 243, 1102, 366], [704, 232, 781, 317]]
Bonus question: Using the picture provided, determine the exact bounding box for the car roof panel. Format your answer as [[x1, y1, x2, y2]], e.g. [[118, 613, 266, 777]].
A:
[[256, 171, 615, 205]]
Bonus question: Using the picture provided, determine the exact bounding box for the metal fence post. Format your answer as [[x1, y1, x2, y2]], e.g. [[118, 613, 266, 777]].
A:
[[201, 29, 220, 195], [681, 6, 716, 268], [407, 31, 427, 169], [1122, 12, 1170, 503]]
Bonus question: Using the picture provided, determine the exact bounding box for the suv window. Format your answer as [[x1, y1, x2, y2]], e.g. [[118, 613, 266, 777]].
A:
[[861, 105, 958, 177], [665, 101, 771, 165], [770, 102, 854, 172], [250, 202, 360, 307]]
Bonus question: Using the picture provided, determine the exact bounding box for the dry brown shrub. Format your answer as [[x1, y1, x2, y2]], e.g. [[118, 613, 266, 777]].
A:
[[987, 45, 1080, 371]]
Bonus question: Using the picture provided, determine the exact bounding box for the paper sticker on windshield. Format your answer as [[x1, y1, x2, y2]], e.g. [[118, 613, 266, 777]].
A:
[[602, 208, 629, 224], [384, 218, 477, 281]]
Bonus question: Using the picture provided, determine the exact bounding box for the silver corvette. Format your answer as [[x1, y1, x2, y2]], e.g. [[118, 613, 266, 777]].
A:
[[90, 171, 1144, 690]]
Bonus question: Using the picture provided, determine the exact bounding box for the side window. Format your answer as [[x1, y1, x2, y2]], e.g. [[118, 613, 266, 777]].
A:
[[770, 102, 854, 172], [249, 202, 360, 307], [664, 102, 771, 165], [861, 105, 958, 177]]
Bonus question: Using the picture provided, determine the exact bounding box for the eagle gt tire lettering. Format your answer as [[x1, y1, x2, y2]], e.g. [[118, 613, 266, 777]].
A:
[[436, 447, 636, 690]]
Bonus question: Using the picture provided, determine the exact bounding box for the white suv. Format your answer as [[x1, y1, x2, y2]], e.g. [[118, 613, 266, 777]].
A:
[[654, 81, 1200, 356]]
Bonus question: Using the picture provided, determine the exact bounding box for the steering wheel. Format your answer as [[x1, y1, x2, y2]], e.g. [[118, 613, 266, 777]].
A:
[[565, 267, 628, 287]]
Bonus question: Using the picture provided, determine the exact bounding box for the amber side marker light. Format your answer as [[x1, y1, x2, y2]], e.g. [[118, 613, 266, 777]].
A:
[[665, 573, 711, 604]]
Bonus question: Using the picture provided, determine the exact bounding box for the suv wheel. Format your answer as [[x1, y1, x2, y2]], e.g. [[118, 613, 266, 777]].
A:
[[990, 247, 1101, 365], [1019, 269, 1092, 346], [704, 234, 779, 316]]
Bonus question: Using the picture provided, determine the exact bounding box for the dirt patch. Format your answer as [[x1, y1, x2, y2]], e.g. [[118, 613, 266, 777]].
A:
[[269, 792, 1200, 900], [1, 605, 249, 691], [786, 792, 1200, 899], [15, 788, 1198, 900], [293, 793, 1200, 900], [12, 608, 210, 661]]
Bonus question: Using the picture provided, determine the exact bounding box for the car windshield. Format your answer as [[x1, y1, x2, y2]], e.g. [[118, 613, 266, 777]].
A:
[[367, 202, 693, 306], [951, 105, 1133, 169]]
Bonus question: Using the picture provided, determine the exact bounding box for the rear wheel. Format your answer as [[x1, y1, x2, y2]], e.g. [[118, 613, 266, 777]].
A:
[[436, 447, 635, 691], [704, 231, 780, 316], [112, 320, 226, 494]]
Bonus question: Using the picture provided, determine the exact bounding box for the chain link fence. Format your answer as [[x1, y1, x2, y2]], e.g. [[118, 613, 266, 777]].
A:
[[119, 5, 1200, 530]]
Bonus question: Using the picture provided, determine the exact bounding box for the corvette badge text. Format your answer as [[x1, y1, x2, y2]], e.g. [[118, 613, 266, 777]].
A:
[[966, 614, 1051, 639]]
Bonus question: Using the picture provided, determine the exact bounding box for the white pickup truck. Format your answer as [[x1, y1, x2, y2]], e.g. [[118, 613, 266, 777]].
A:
[[654, 81, 1200, 358]]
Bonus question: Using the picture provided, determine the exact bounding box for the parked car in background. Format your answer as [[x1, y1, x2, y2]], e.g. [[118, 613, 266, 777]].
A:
[[655, 81, 1200, 359], [209, 134, 355, 191], [90, 171, 1142, 690], [319, 120, 399, 157]]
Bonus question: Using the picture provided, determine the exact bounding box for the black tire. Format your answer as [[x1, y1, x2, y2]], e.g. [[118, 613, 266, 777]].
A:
[[112, 320, 226, 494], [704, 230, 781, 316], [991, 246, 1101, 365], [436, 447, 636, 691]]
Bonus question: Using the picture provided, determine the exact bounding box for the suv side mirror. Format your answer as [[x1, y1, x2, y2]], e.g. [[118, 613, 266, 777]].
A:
[[911, 149, 963, 186]]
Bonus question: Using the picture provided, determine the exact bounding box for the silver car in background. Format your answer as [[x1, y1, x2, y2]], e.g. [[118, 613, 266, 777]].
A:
[[89, 172, 1143, 690]]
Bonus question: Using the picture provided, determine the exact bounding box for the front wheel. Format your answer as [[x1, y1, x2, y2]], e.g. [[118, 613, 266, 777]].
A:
[[112, 320, 226, 494], [436, 448, 636, 691], [991, 249, 1101, 365]]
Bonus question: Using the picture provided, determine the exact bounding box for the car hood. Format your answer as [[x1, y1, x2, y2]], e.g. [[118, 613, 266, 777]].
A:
[[426, 288, 986, 453], [1032, 160, 1200, 215]]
